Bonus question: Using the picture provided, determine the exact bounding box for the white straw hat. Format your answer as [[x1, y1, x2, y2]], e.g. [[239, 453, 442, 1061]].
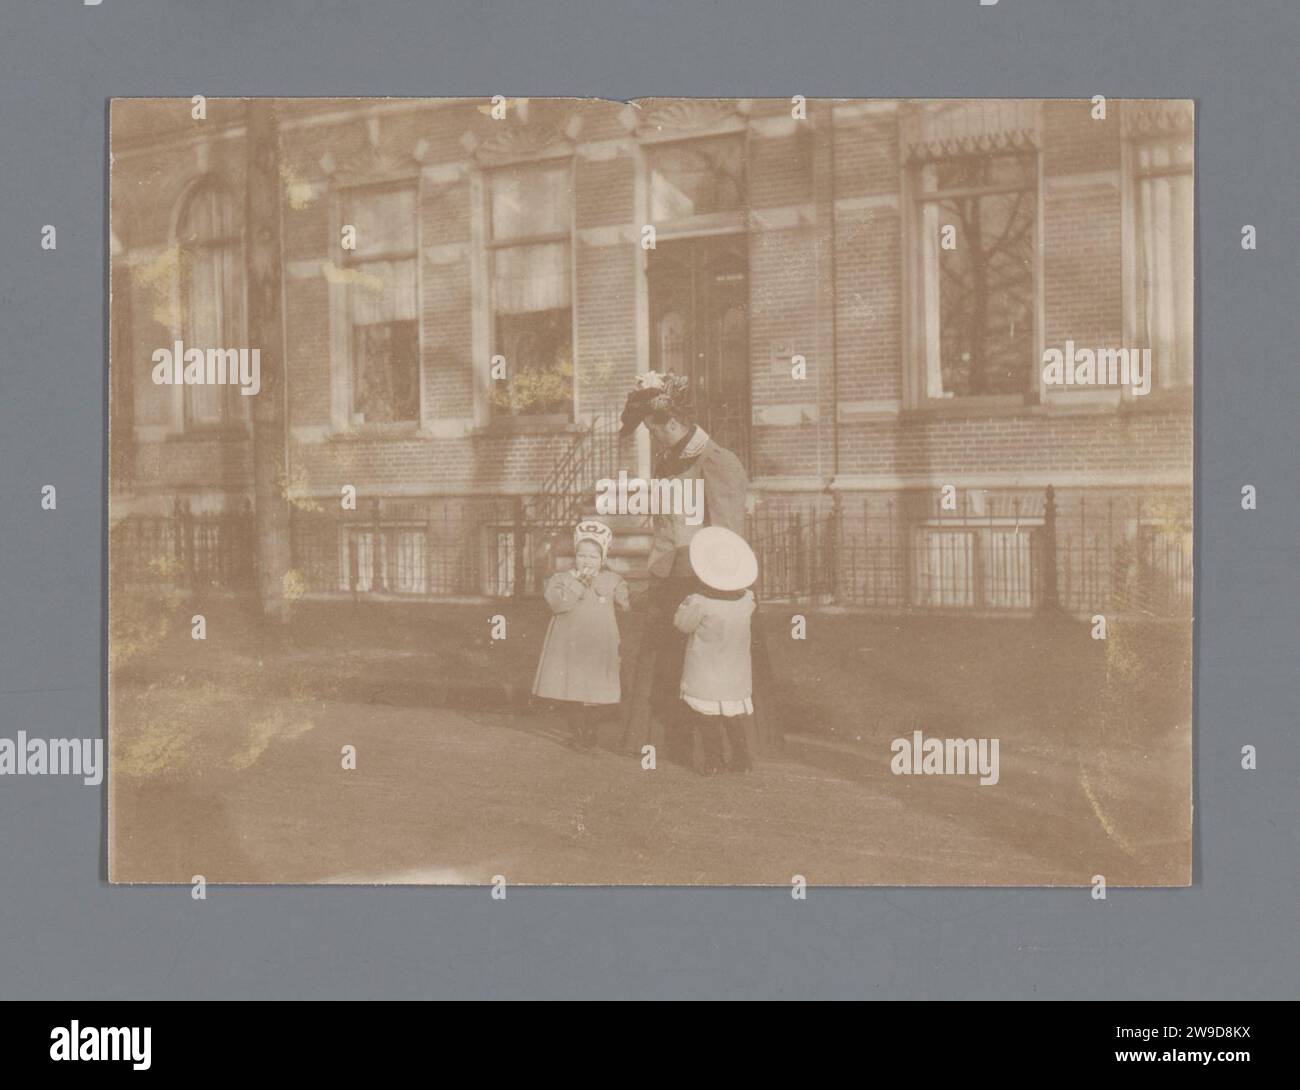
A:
[[688, 526, 758, 591]]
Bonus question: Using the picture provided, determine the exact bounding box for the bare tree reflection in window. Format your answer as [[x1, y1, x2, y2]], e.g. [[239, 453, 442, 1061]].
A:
[[918, 152, 1037, 398]]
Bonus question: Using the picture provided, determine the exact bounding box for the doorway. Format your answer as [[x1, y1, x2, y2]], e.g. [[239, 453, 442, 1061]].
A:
[[647, 235, 751, 469]]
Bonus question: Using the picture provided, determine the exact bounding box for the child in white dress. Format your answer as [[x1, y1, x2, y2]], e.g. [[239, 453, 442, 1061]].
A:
[[673, 526, 758, 774]]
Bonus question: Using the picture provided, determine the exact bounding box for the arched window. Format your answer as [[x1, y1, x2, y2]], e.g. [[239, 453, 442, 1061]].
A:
[[177, 181, 244, 427]]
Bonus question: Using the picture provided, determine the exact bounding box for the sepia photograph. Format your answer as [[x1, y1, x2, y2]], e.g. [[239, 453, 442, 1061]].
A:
[[107, 96, 1194, 886]]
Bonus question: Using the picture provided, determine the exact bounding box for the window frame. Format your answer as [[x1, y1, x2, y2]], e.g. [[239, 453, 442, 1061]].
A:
[[1120, 108, 1195, 406], [482, 157, 577, 428], [174, 179, 248, 434], [338, 179, 423, 429], [904, 146, 1045, 413], [909, 515, 1042, 611], [644, 132, 749, 238]]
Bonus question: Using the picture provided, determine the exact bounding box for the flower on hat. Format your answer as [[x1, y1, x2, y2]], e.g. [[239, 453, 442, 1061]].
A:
[[646, 372, 689, 413], [620, 371, 691, 435]]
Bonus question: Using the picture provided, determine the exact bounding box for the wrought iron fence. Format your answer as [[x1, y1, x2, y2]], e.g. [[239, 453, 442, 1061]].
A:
[[1055, 491, 1193, 617], [748, 487, 1192, 617], [114, 486, 1192, 618], [290, 496, 539, 599], [110, 498, 255, 591], [527, 405, 624, 531]]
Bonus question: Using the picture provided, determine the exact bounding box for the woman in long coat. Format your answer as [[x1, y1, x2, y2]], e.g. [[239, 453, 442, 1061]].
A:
[[617, 372, 779, 765]]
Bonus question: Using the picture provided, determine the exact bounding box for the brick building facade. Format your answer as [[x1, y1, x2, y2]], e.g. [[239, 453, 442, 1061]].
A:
[[110, 97, 1193, 615]]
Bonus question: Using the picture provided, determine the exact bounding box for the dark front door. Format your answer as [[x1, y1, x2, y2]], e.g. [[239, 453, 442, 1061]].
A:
[[648, 236, 750, 469]]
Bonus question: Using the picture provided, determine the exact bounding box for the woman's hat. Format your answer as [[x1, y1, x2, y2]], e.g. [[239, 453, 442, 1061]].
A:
[[688, 526, 758, 592], [573, 519, 614, 560], [619, 371, 692, 436]]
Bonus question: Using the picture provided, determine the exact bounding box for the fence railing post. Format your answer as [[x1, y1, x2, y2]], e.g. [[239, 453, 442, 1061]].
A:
[[370, 497, 383, 593], [1041, 484, 1059, 613], [829, 490, 842, 604], [791, 509, 803, 602], [513, 495, 526, 599], [174, 497, 193, 589]]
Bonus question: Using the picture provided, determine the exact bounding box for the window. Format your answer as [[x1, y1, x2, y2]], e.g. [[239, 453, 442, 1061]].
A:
[[340, 526, 426, 594], [648, 135, 747, 223], [915, 151, 1038, 400], [342, 186, 419, 424], [178, 183, 244, 428], [487, 163, 573, 419], [911, 525, 1035, 610], [913, 528, 977, 608], [1129, 126, 1193, 390]]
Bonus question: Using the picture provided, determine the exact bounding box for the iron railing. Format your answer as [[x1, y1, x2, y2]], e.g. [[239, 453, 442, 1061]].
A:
[[747, 486, 1192, 617], [289, 496, 534, 598], [113, 486, 1192, 618], [525, 405, 624, 530], [110, 497, 255, 591]]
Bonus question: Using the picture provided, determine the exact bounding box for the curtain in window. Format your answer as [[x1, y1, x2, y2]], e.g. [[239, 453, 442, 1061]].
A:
[[487, 165, 573, 418], [913, 530, 976, 608], [921, 201, 945, 399], [184, 249, 224, 424], [1136, 141, 1194, 389], [348, 258, 418, 325], [180, 186, 243, 426], [912, 527, 1034, 609], [983, 529, 1033, 609], [491, 242, 570, 315]]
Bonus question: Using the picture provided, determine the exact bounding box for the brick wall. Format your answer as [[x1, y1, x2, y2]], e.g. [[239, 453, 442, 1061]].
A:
[[111, 98, 1191, 518]]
